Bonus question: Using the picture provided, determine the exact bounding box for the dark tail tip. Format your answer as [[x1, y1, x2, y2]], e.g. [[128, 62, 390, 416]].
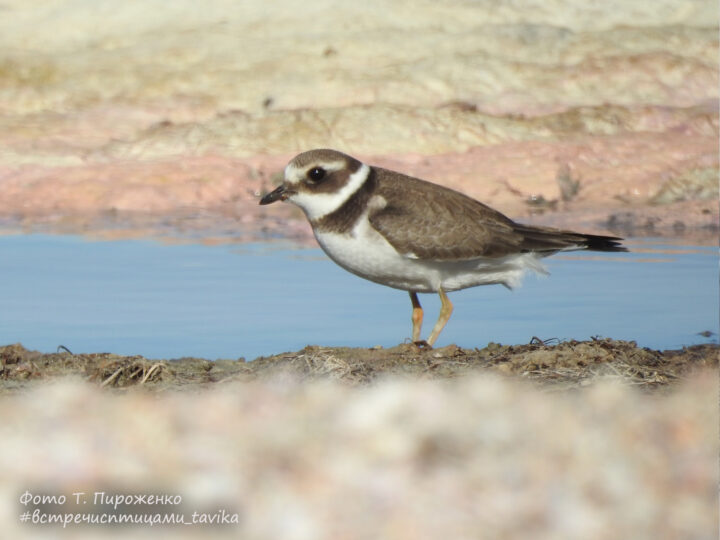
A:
[[583, 234, 627, 252]]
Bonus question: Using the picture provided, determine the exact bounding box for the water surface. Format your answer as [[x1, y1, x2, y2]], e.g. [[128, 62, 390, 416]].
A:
[[1, 234, 716, 359]]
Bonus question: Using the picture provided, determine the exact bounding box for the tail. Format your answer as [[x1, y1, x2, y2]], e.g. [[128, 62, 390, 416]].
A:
[[513, 224, 627, 254]]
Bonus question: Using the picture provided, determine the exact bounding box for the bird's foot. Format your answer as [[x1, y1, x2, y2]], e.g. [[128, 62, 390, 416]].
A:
[[412, 340, 433, 350]]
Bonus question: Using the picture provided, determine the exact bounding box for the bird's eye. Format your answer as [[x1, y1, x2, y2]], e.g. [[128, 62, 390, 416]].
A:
[[307, 167, 326, 182]]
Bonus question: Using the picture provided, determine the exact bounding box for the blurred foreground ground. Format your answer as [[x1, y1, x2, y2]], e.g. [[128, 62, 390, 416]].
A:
[[1, 340, 718, 539], [0, 340, 717, 539]]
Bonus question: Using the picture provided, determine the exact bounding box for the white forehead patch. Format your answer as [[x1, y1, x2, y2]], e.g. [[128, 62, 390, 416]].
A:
[[285, 163, 370, 221]]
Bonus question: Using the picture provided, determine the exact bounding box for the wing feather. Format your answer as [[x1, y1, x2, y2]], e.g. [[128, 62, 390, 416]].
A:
[[369, 169, 523, 260], [368, 168, 626, 260]]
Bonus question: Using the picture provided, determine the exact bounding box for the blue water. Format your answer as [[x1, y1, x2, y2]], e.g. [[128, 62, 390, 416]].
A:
[[0, 234, 716, 359]]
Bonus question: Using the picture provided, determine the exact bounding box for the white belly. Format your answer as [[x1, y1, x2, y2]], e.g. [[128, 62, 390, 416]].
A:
[[314, 224, 547, 293]]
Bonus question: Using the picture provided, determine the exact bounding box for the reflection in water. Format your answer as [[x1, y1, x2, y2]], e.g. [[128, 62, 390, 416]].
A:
[[0, 235, 716, 359]]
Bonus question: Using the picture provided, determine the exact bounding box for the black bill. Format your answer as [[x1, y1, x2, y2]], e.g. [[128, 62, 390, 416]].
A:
[[259, 185, 287, 205]]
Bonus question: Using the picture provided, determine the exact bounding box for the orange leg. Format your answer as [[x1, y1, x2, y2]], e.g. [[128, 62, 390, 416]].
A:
[[426, 287, 453, 347], [409, 291, 423, 343]]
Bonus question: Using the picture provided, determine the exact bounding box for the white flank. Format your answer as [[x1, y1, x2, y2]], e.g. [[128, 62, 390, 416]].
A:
[[287, 163, 370, 221]]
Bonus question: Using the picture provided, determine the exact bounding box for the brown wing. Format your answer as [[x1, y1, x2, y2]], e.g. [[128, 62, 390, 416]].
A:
[[369, 169, 524, 260], [368, 168, 625, 261]]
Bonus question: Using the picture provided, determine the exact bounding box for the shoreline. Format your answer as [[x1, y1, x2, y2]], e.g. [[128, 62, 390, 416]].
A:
[[2, 339, 717, 395], [1, 198, 717, 248]]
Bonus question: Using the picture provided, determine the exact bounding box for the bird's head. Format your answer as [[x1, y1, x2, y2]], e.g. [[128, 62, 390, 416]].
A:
[[259, 149, 370, 221]]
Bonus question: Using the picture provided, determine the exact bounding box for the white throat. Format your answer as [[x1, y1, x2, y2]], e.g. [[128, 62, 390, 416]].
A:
[[288, 163, 370, 221]]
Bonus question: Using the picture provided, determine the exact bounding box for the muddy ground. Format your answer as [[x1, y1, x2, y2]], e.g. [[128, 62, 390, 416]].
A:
[[1, 338, 716, 394]]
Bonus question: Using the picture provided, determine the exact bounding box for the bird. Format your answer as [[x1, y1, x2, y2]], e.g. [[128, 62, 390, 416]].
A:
[[259, 148, 626, 347]]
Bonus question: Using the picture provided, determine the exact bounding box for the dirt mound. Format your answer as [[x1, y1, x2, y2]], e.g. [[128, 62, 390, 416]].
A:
[[1, 339, 716, 394]]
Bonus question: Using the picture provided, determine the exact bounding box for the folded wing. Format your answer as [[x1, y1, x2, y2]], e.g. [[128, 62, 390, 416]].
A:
[[369, 169, 625, 261]]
